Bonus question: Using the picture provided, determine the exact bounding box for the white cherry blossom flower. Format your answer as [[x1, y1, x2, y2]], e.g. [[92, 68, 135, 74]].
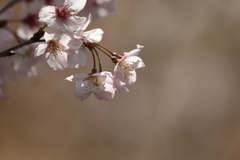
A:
[[72, 14, 104, 66], [76, 14, 104, 43], [0, 77, 7, 99], [39, 0, 87, 31], [34, 27, 82, 70], [66, 71, 115, 100], [114, 44, 145, 85]]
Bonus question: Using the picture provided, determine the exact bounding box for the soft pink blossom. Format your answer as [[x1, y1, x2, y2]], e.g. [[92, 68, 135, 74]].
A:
[[34, 27, 83, 70], [39, 0, 87, 31], [76, 14, 104, 43], [66, 71, 115, 100], [114, 45, 145, 85], [73, 14, 104, 66]]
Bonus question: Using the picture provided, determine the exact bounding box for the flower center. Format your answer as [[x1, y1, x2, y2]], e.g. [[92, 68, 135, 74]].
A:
[[55, 3, 74, 19], [85, 76, 106, 92], [46, 40, 65, 55], [120, 61, 136, 79]]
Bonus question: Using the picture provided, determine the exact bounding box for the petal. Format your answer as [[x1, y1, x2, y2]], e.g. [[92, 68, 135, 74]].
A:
[[63, 16, 87, 31], [67, 37, 83, 50], [67, 47, 87, 68], [44, 27, 57, 41], [38, 6, 56, 25], [74, 81, 91, 100], [94, 83, 115, 100], [47, 55, 64, 70], [114, 64, 137, 85], [125, 70, 136, 85], [55, 52, 68, 68], [65, 73, 89, 82], [124, 56, 145, 69], [77, 47, 87, 66], [67, 0, 87, 12], [125, 45, 144, 57], [34, 44, 47, 57], [83, 28, 104, 43], [81, 14, 91, 31], [114, 78, 129, 92]]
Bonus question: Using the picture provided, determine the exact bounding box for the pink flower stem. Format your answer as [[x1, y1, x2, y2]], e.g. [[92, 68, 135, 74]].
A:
[[92, 47, 102, 72], [94, 45, 112, 58], [90, 48, 97, 73], [95, 44, 115, 56]]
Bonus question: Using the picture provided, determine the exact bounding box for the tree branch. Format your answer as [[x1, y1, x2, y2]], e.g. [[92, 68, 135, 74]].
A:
[[0, 39, 45, 57]]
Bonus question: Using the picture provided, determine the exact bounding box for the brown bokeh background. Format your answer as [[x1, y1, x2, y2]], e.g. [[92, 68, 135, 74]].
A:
[[1, 0, 240, 159]]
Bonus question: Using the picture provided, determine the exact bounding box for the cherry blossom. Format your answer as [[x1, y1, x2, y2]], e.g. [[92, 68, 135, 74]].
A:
[[72, 14, 104, 66], [66, 71, 115, 100], [34, 27, 83, 70], [39, 0, 87, 31], [0, 0, 145, 101], [0, 77, 7, 99], [76, 14, 104, 43], [113, 45, 145, 85]]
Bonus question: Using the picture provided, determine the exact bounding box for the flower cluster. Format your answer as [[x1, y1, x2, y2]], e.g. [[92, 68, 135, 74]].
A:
[[0, 0, 145, 101]]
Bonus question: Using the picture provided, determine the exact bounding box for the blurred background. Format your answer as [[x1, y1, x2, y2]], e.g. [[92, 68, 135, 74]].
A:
[[1, 0, 240, 159]]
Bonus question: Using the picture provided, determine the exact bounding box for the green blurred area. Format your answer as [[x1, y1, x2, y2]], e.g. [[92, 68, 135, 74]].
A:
[[1, 0, 240, 160]]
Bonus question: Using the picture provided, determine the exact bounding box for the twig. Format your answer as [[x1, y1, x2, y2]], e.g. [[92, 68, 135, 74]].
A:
[[0, 39, 45, 57]]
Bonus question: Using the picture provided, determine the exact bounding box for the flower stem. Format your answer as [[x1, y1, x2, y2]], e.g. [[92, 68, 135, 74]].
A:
[[95, 44, 115, 56], [0, 0, 22, 15], [93, 47, 102, 72], [95, 45, 112, 58], [0, 24, 47, 57], [90, 48, 97, 73]]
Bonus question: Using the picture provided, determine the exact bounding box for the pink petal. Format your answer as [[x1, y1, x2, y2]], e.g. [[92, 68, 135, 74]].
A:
[[83, 28, 104, 43], [67, 0, 86, 12], [34, 44, 47, 57], [65, 73, 89, 82], [38, 6, 56, 26], [74, 81, 91, 100], [125, 56, 145, 69]]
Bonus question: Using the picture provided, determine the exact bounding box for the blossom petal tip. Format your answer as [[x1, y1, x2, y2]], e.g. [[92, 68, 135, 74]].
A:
[[137, 44, 144, 49]]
